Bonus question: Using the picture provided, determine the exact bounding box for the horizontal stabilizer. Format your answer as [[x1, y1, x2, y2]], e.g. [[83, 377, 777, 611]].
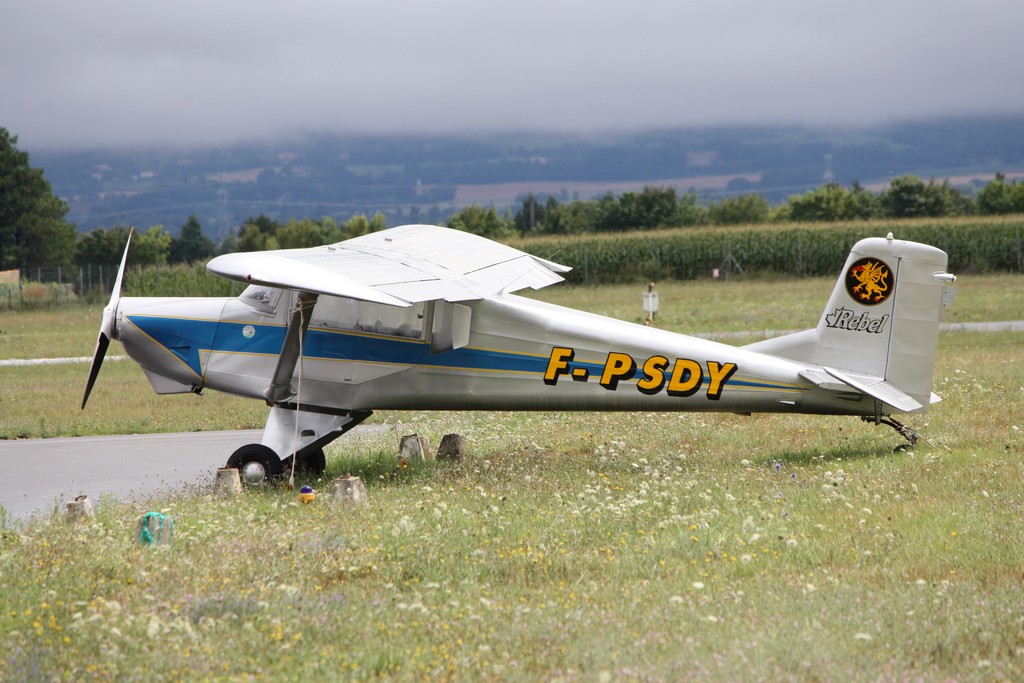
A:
[[800, 367, 923, 413]]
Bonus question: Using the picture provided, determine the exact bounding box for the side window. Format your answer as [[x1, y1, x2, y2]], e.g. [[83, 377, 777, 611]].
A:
[[312, 295, 425, 340], [239, 285, 282, 314]]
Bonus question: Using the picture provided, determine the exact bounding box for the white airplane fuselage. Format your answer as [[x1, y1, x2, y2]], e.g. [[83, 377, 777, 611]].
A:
[[115, 290, 862, 418], [87, 227, 953, 479]]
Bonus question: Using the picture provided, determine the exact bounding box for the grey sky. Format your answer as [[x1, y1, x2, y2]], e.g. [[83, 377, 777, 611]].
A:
[[3, 0, 1022, 149]]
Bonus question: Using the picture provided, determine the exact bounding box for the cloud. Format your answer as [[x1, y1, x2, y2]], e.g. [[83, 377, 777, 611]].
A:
[[3, 0, 1023, 148]]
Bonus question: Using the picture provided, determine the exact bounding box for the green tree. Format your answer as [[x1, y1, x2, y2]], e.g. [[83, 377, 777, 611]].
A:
[[879, 175, 971, 218], [599, 186, 679, 231], [540, 198, 600, 235], [514, 194, 548, 235], [787, 183, 879, 222], [848, 182, 879, 220], [674, 192, 710, 227], [169, 215, 215, 264], [236, 214, 280, 252], [341, 213, 388, 240], [277, 217, 346, 249], [75, 226, 132, 266], [132, 226, 172, 266], [708, 194, 771, 225], [0, 128, 77, 269], [976, 173, 1024, 215], [446, 205, 514, 239]]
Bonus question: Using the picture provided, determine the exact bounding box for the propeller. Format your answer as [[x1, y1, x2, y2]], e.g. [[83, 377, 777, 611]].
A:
[[82, 228, 133, 409]]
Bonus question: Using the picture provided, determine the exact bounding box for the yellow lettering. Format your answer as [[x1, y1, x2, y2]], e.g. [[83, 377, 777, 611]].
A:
[[637, 355, 669, 395], [599, 352, 637, 390], [705, 361, 738, 400], [543, 347, 575, 386], [667, 358, 702, 397]]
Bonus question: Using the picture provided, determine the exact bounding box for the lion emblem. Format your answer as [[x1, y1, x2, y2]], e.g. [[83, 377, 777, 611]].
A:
[[845, 258, 894, 306]]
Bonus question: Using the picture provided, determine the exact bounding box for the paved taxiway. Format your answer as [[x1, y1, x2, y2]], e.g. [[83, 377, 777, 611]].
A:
[[0, 425, 394, 522], [0, 430, 263, 522]]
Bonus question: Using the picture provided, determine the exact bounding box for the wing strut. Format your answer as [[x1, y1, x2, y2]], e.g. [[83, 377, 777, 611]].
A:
[[264, 291, 318, 403]]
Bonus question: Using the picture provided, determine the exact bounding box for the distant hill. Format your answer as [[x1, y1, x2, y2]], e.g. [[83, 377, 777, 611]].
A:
[[28, 115, 1024, 239]]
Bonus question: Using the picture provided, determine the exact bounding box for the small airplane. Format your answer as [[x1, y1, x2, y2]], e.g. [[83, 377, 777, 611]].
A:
[[82, 225, 956, 485]]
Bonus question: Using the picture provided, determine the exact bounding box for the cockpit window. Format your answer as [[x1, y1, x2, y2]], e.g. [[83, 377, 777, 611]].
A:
[[312, 295, 425, 340], [240, 285, 282, 313]]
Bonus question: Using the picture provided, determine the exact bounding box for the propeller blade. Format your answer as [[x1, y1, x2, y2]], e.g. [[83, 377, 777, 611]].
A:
[[81, 331, 110, 410], [81, 228, 133, 409]]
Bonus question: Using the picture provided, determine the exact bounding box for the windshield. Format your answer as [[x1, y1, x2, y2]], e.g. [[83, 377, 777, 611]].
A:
[[239, 285, 282, 313]]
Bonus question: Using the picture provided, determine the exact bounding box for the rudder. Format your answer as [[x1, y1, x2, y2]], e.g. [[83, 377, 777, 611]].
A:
[[747, 234, 956, 412]]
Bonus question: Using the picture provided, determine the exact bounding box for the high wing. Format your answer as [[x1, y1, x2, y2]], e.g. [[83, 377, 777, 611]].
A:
[[207, 224, 571, 305]]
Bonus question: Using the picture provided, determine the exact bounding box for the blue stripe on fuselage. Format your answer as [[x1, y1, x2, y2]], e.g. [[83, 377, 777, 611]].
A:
[[126, 316, 799, 393]]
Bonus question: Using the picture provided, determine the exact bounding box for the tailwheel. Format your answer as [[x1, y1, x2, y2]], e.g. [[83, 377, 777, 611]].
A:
[[862, 415, 920, 452], [227, 444, 283, 486]]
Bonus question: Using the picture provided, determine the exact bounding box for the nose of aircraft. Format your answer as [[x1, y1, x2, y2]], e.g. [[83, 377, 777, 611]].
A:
[[116, 297, 230, 390], [82, 229, 133, 409]]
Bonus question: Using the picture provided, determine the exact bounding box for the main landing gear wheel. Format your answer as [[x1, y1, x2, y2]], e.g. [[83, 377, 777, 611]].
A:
[[227, 444, 283, 486]]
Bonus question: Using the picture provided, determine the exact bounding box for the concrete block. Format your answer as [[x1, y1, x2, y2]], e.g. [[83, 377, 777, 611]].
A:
[[333, 475, 368, 506], [399, 434, 433, 462], [214, 467, 242, 497], [65, 495, 94, 521], [437, 433, 467, 461], [136, 512, 173, 546]]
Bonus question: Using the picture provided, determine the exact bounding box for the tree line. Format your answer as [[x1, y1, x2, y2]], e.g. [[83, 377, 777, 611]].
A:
[[460, 173, 1024, 238], [71, 212, 390, 268], [4, 125, 1024, 271]]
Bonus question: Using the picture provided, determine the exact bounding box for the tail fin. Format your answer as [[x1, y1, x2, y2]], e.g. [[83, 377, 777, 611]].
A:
[[746, 234, 956, 412]]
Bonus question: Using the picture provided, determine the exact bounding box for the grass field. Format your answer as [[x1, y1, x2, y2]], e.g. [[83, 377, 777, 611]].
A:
[[1, 274, 1023, 680]]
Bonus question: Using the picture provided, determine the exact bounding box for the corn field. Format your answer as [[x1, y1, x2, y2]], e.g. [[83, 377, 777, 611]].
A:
[[513, 216, 1024, 284], [3, 217, 1021, 308]]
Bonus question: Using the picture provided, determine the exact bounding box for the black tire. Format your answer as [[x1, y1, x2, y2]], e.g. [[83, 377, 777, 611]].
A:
[[226, 444, 282, 486]]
